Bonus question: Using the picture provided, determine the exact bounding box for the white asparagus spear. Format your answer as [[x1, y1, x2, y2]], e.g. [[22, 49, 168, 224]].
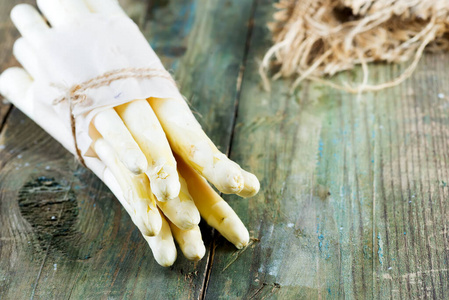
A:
[[238, 170, 260, 198], [83, 0, 127, 17], [144, 212, 177, 267], [10, 4, 49, 43], [102, 168, 152, 232], [93, 137, 162, 237], [149, 97, 260, 195], [36, 0, 91, 27], [93, 109, 148, 175], [0, 68, 34, 114], [169, 223, 206, 261], [156, 172, 200, 231], [0, 68, 78, 154], [13, 38, 41, 79], [115, 100, 180, 201], [102, 169, 175, 267], [177, 155, 250, 249]]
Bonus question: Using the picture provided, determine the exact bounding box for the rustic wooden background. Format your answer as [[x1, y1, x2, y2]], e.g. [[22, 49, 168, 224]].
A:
[[1, 0, 449, 299]]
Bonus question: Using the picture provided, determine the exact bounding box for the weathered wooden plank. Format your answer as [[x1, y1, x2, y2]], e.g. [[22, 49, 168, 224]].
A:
[[0, 0, 255, 299], [203, 0, 449, 299], [371, 57, 449, 299], [0, 0, 35, 128]]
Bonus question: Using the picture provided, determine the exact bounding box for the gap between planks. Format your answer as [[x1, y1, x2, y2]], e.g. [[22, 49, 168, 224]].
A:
[[199, 0, 259, 299], [0, 105, 13, 134]]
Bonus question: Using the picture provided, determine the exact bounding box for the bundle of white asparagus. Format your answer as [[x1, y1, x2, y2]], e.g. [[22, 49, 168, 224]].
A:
[[0, 0, 259, 267]]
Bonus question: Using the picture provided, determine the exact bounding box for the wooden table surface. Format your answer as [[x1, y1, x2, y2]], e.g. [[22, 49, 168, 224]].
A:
[[1, 0, 449, 299]]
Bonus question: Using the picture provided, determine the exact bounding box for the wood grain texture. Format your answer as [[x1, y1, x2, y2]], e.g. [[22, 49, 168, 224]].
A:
[[1, 0, 449, 299], [0, 0, 254, 299], [202, 0, 449, 299]]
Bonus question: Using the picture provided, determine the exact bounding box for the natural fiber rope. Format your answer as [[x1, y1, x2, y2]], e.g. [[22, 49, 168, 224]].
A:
[[261, 0, 449, 93], [52, 67, 176, 166]]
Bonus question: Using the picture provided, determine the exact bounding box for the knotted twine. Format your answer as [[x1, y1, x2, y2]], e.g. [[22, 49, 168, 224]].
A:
[[52, 67, 177, 166], [261, 0, 449, 93]]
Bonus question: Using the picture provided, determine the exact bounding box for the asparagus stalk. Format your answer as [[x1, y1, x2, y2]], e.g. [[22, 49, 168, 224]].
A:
[[237, 170, 260, 198], [144, 212, 177, 267], [177, 155, 250, 249], [149, 97, 245, 194], [156, 172, 200, 230], [11, 4, 49, 43], [36, 0, 91, 27], [116, 100, 180, 201], [149, 97, 260, 197], [93, 137, 162, 237], [13, 38, 40, 79], [169, 223, 206, 261], [0, 68, 80, 155], [0, 68, 33, 115], [93, 109, 148, 175]]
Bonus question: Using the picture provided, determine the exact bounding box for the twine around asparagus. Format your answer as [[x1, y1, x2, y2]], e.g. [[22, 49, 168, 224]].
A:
[[52, 67, 177, 167]]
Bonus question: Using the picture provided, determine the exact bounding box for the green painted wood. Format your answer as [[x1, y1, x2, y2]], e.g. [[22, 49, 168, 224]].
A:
[[0, 0, 254, 299], [203, 0, 449, 299]]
